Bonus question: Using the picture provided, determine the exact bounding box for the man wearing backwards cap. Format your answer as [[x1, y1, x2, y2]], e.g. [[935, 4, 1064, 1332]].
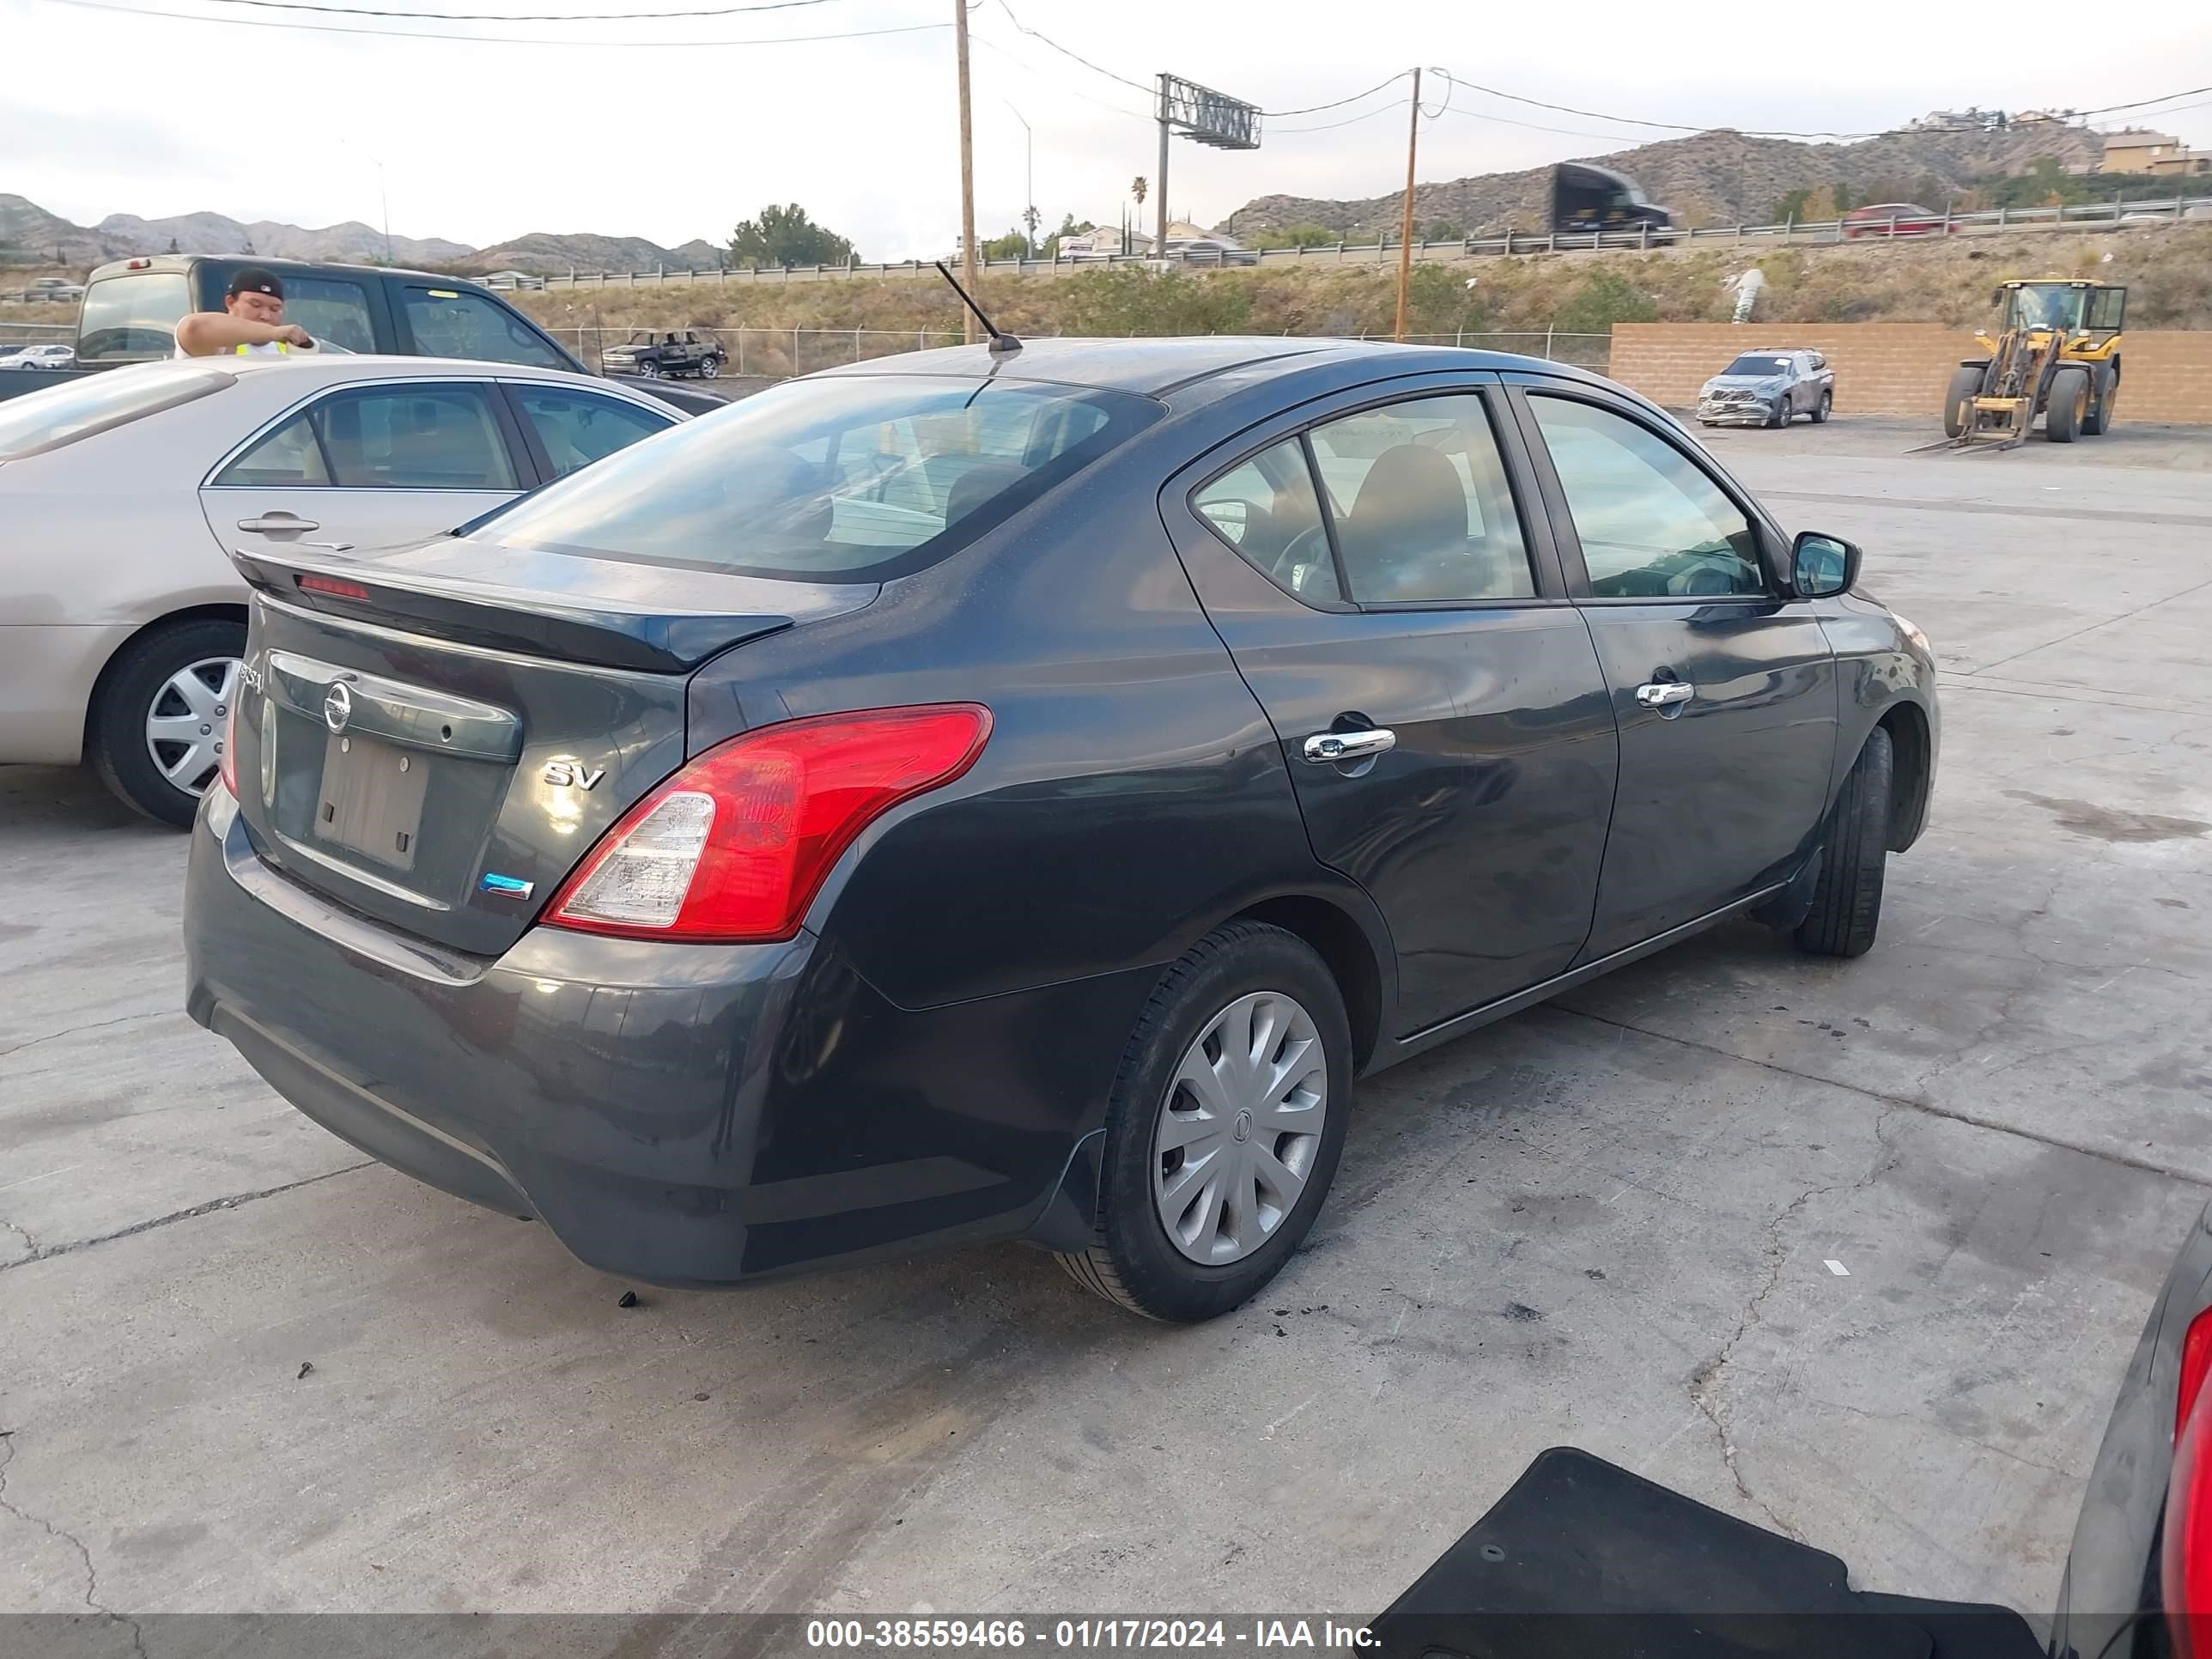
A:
[[173, 268, 315, 357]]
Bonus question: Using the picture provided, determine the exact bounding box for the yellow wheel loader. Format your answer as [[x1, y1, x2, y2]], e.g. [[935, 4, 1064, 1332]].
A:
[[1938, 280, 2125, 450]]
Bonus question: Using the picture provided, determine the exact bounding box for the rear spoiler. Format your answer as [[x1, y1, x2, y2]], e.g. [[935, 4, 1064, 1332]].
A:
[[231, 547, 799, 674]]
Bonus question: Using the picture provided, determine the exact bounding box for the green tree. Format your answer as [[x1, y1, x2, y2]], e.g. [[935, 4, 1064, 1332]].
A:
[[729, 204, 857, 269], [1246, 222, 1340, 251], [981, 228, 1031, 261], [1552, 268, 1657, 335], [1422, 220, 1466, 242]]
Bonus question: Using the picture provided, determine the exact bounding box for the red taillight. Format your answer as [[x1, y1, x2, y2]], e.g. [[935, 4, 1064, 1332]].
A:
[[2167, 1362, 2212, 1658], [544, 704, 991, 943], [2180, 1309, 2212, 1442], [126, 258, 152, 270], [297, 574, 370, 601]]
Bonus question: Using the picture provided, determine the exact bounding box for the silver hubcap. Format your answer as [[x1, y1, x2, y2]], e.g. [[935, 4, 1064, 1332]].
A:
[[1153, 990, 1328, 1266], [144, 656, 239, 798]]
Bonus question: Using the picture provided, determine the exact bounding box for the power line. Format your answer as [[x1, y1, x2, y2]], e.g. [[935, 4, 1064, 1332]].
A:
[[183, 0, 840, 18], [2078, 84, 2212, 118], [33, 0, 945, 46], [1267, 70, 1412, 118], [976, 0, 2212, 149], [968, 32, 1152, 122], [988, 0, 1152, 95]]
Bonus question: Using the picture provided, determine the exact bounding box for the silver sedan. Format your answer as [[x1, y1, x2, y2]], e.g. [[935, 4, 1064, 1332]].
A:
[[0, 354, 684, 825]]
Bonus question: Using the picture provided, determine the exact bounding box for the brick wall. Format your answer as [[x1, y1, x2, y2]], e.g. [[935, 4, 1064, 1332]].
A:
[[1607, 323, 2212, 423]]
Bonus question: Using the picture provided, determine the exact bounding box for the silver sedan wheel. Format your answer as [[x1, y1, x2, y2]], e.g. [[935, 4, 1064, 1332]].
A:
[[144, 656, 239, 798], [1153, 990, 1328, 1266]]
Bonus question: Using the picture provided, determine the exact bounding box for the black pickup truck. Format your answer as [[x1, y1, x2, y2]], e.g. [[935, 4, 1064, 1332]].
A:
[[0, 254, 726, 414]]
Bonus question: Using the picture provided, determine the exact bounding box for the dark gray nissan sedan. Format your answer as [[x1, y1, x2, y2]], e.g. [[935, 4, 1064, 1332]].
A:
[[182, 337, 1938, 1322]]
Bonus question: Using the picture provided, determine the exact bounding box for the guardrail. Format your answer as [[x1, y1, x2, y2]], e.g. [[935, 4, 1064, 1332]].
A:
[[487, 191, 2212, 293], [0, 320, 73, 347], [554, 325, 1613, 380]]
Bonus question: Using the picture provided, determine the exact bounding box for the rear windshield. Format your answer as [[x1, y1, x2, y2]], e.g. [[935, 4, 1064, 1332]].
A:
[[1722, 356, 1792, 376], [0, 362, 230, 460], [463, 374, 1160, 581], [76, 273, 192, 363]]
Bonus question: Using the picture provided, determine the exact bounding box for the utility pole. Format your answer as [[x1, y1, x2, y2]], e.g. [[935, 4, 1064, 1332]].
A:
[[1155, 73, 1170, 259], [1394, 67, 1421, 343], [955, 0, 980, 341]]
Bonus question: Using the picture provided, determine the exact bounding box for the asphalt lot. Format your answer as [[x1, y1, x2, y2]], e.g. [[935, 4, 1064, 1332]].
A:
[[3, 414, 2209, 1631]]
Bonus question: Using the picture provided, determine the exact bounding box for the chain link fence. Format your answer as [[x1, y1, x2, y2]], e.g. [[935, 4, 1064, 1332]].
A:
[[546, 325, 1612, 380]]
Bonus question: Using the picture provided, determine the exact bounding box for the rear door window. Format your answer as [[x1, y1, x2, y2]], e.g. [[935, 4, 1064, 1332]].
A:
[[398, 286, 565, 368], [280, 276, 377, 354], [215, 412, 331, 486], [507, 385, 675, 479], [309, 385, 520, 489], [1192, 439, 1340, 603], [1306, 394, 1534, 604]]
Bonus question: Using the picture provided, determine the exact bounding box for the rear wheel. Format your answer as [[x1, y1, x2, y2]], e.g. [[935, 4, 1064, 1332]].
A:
[[2082, 362, 2118, 435], [2045, 367, 2089, 443], [89, 617, 246, 829], [1793, 726, 1893, 959], [1943, 365, 1984, 438], [1811, 388, 1832, 424], [1058, 921, 1352, 1322]]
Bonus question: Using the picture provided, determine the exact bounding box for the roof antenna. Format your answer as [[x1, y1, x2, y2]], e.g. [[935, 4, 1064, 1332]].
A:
[[933, 261, 1021, 356]]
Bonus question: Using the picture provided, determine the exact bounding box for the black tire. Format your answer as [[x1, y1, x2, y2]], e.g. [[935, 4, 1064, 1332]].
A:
[[1765, 399, 1784, 428], [2045, 366, 2088, 443], [2082, 362, 2117, 435], [1794, 726, 1893, 959], [1943, 365, 1984, 439], [1811, 388, 1832, 424], [1058, 921, 1352, 1322], [700, 356, 720, 379], [638, 360, 661, 380], [88, 617, 246, 830]]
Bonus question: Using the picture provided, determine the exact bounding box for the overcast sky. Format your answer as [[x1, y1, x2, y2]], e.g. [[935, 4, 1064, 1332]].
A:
[[6, 0, 2209, 258]]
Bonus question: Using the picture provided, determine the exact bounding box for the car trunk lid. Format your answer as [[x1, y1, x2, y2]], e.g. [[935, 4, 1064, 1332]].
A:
[[229, 541, 877, 957]]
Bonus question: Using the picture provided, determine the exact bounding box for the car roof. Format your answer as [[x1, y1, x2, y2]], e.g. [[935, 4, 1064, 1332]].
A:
[[91, 352, 677, 404], [809, 336, 1607, 399], [88, 253, 471, 285]]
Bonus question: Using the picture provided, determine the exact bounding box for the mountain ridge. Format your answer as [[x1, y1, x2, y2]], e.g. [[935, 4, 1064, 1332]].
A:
[[1223, 124, 2103, 240], [0, 193, 720, 275]]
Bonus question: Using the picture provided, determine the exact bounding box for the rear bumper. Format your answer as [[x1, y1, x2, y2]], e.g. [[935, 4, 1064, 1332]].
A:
[[184, 787, 1136, 1286], [2049, 1200, 2212, 1656]]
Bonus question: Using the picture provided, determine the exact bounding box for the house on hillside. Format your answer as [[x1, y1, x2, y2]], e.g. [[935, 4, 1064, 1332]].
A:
[[2095, 130, 2210, 176]]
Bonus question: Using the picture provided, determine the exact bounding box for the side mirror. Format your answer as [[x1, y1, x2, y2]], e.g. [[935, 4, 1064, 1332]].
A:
[[1791, 531, 1861, 599]]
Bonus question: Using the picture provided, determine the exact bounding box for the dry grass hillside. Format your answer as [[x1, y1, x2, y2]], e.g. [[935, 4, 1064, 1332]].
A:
[[1224, 124, 2102, 240], [503, 227, 2212, 344]]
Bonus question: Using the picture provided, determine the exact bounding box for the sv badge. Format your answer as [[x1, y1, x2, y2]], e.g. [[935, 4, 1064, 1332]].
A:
[[542, 761, 606, 791]]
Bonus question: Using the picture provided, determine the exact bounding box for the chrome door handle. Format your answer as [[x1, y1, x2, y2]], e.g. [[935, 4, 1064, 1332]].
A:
[[1636, 681, 1695, 708], [237, 516, 319, 533], [1303, 727, 1396, 763]]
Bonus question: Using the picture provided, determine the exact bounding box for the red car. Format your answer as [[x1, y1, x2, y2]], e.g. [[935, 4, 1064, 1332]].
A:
[[1842, 202, 1954, 239]]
